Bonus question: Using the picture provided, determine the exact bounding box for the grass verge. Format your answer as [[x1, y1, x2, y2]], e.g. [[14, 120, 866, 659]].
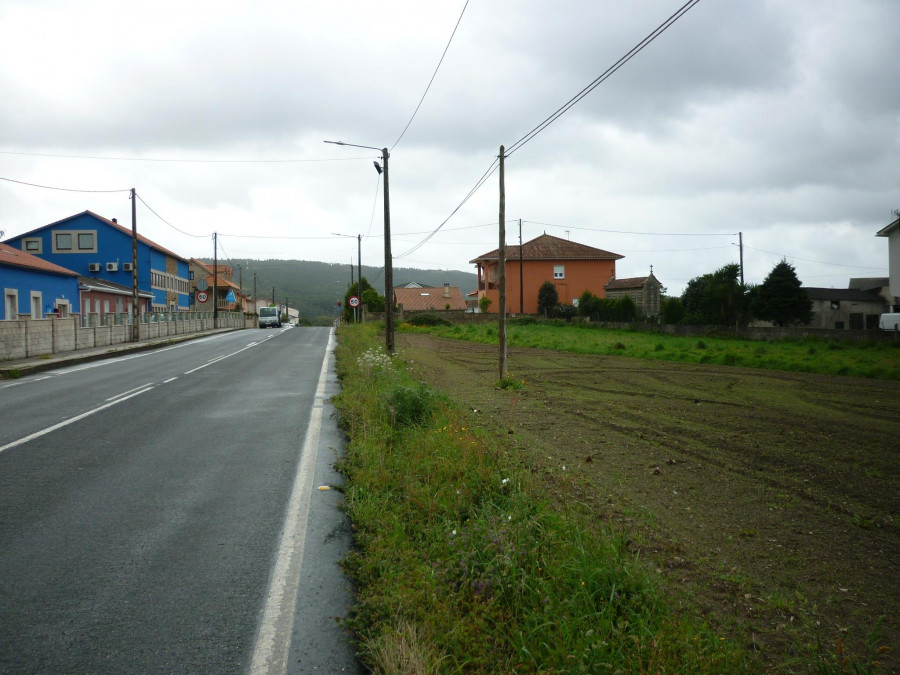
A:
[[334, 324, 752, 673]]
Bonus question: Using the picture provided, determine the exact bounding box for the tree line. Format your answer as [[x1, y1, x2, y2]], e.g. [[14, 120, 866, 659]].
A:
[[539, 260, 814, 327]]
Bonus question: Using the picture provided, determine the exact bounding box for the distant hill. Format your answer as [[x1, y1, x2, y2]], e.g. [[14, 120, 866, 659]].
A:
[[206, 259, 477, 321]]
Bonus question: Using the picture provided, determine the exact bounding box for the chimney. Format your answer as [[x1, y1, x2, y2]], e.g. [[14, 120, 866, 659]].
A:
[[443, 283, 450, 298], [112, 218, 118, 224]]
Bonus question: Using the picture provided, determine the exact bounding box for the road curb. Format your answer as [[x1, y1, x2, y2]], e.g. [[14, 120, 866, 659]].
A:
[[0, 328, 244, 379]]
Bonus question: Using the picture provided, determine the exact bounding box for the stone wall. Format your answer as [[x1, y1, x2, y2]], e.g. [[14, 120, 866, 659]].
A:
[[0, 312, 254, 362]]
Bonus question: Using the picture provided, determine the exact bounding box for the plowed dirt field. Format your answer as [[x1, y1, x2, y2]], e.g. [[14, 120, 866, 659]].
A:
[[397, 332, 898, 670]]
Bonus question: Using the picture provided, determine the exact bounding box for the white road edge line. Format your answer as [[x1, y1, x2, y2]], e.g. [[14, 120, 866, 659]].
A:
[[0, 386, 155, 455], [249, 328, 335, 675], [162, 377, 178, 384]]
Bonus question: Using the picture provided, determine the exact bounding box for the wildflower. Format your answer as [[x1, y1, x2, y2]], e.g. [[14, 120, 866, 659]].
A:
[[501, 478, 509, 485]]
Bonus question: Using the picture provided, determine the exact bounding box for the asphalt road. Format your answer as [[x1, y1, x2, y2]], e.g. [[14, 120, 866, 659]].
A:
[[0, 326, 362, 674]]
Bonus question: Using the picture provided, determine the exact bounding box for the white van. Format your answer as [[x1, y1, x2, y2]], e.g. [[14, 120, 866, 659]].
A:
[[879, 313, 900, 331], [258, 306, 282, 328]]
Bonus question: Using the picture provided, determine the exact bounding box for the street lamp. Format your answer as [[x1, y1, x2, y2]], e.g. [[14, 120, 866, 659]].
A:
[[324, 140, 394, 354]]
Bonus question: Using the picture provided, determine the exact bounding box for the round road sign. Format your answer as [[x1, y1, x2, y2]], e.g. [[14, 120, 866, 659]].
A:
[[348, 296, 360, 308], [196, 279, 209, 291], [197, 291, 209, 303]]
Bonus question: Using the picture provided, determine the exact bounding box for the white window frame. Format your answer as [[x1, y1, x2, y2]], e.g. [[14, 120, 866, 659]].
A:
[[553, 265, 565, 279], [4, 288, 18, 320], [30, 291, 42, 319], [52, 230, 97, 253], [22, 238, 42, 254]]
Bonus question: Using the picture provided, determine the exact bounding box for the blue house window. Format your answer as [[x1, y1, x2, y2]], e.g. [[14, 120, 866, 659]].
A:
[[53, 230, 97, 253]]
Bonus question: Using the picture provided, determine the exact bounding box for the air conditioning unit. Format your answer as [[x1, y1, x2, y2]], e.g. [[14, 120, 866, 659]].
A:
[[88, 263, 101, 272], [106, 262, 119, 272], [122, 262, 134, 272]]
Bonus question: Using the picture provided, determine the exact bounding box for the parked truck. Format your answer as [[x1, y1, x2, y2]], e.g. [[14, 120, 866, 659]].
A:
[[258, 306, 282, 328]]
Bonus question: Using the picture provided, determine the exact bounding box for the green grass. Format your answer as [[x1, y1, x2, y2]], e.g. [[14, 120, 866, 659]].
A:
[[334, 324, 750, 673], [401, 322, 900, 380]]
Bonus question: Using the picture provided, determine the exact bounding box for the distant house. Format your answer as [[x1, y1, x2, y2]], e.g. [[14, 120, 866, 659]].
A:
[[394, 284, 467, 312], [79, 277, 153, 324], [804, 287, 886, 330], [189, 259, 246, 312], [470, 233, 623, 314], [875, 215, 900, 306], [1, 242, 80, 319], [604, 272, 663, 319], [4, 211, 190, 311]]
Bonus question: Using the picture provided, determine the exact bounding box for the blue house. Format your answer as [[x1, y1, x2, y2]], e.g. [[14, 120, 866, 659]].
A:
[[1, 242, 80, 319], [4, 211, 191, 311]]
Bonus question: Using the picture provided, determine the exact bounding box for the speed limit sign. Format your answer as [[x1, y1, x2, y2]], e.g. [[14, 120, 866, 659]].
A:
[[348, 296, 360, 308], [197, 291, 209, 303]]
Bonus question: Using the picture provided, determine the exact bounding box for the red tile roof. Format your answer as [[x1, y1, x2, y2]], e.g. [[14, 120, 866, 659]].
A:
[[470, 233, 622, 263], [605, 276, 649, 290], [0, 243, 79, 276], [394, 286, 467, 311]]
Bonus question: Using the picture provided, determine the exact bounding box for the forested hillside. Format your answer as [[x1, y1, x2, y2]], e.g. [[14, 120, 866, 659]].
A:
[[207, 259, 477, 323]]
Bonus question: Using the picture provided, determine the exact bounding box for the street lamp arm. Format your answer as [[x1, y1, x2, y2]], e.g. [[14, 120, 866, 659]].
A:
[[324, 140, 383, 153]]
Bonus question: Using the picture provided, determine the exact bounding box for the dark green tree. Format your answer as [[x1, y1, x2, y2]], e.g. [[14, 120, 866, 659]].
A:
[[361, 288, 385, 312], [661, 297, 685, 324], [682, 264, 751, 326], [344, 276, 378, 321], [537, 281, 559, 316], [751, 260, 812, 326]]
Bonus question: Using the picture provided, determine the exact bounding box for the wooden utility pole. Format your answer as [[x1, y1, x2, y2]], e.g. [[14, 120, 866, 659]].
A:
[[212, 232, 218, 327], [130, 188, 139, 342], [382, 148, 394, 355], [739, 232, 744, 286], [519, 218, 524, 314], [498, 146, 507, 379], [253, 273, 257, 314]]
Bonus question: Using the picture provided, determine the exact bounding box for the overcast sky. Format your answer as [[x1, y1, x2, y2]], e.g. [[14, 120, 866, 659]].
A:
[[2, 0, 898, 295]]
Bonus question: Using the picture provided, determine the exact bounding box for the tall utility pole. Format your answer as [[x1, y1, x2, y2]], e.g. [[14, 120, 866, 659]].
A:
[[498, 146, 507, 379], [358, 234, 362, 289], [238, 265, 243, 311], [382, 147, 394, 354], [739, 232, 744, 286], [519, 218, 524, 315], [351, 257, 356, 323], [213, 232, 218, 327], [130, 188, 139, 342], [253, 273, 257, 314], [271, 286, 275, 306], [323, 139, 393, 353]]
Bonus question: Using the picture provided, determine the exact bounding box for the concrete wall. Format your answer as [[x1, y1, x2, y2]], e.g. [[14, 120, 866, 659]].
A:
[[0, 311, 255, 362]]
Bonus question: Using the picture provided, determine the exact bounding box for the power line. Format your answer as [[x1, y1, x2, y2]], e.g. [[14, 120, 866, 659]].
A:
[[0, 150, 372, 164], [0, 175, 130, 193], [391, 0, 470, 150], [744, 245, 885, 270], [505, 0, 701, 158], [134, 193, 208, 238], [394, 157, 500, 259], [366, 173, 382, 238], [523, 219, 736, 237]]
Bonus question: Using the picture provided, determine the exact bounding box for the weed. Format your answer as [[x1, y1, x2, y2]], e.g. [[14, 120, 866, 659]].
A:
[[497, 373, 525, 390]]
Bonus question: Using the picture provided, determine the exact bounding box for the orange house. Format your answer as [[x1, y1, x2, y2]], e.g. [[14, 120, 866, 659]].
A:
[[470, 233, 623, 314]]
